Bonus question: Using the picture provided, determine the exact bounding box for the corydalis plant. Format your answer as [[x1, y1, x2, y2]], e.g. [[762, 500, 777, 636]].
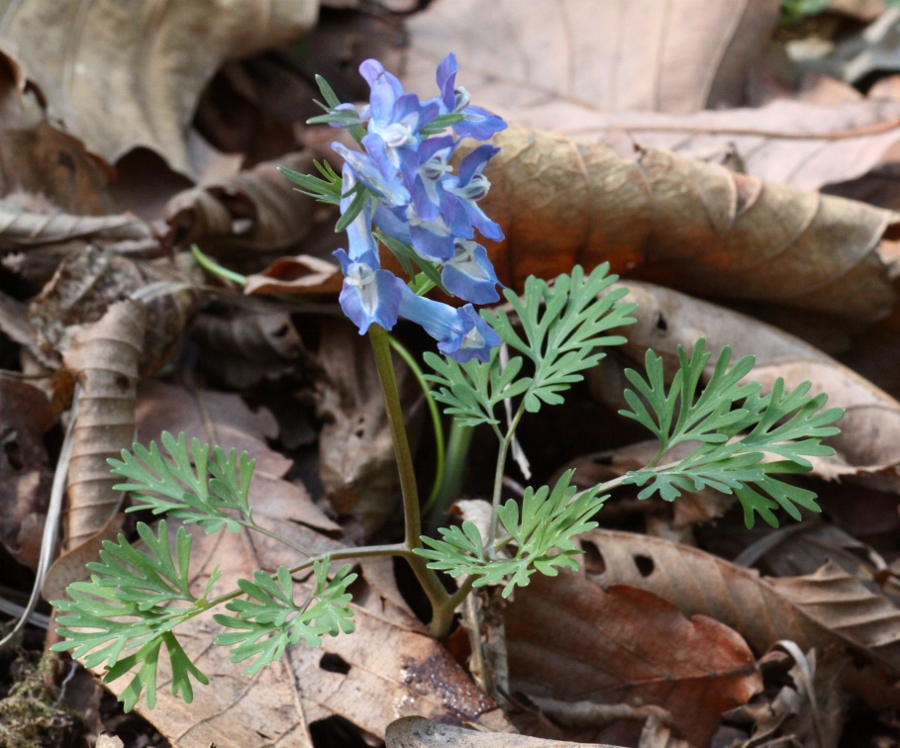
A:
[[51, 55, 843, 714]]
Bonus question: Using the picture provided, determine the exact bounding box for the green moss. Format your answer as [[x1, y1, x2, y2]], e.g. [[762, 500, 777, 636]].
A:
[[0, 652, 85, 748]]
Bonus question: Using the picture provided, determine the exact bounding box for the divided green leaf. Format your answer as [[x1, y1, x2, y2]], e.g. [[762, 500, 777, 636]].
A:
[[110, 431, 255, 534], [414, 470, 605, 597], [50, 521, 216, 711], [425, 264, 636, 429], [214, 560, 357, 676], [619, 340, 843, 527]]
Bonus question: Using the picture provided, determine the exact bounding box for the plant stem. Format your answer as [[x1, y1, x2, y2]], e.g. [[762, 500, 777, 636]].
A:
[[387, 334, 446, 514], [488, 406, 525, 543], [427, 418, 472, 525], [368, 324, 450, 623]]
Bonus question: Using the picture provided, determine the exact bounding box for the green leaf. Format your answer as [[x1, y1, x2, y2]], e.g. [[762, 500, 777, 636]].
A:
[[619, 341, 843, 528], [279, 163, 343, 205], [315, 74, 342, 109], [425, 264, 636, 428], [214, 559, 357, 676], [413, 470, 605, 597], [50, 521, 214, 711], [110, 431, 255, 533]]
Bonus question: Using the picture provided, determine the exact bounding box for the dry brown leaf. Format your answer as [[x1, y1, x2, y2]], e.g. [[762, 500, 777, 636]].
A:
[[404, 0, 779, 115], [244, 254, 343, 297], [189, 307, 307, 389], [135, 381, 340, 536], [316, 320, 420, 535], [582, 529, 900, 683], [0, 199, 154, 251], [0, 377, 53, 569], [28, 245, 203, 372], [525, 100, 900, 194], [164, 152, 320, 256], [470, 125, 899, 321], [599, 280, 900, 486], [61, 300, 145, 550], [386, 716, 618, 748], [0, 123, 114, 215], [505, 572, 762, 746], [41, 513, 124, 602], [0, 0, 317, 179], [99, 382, 508, 745]]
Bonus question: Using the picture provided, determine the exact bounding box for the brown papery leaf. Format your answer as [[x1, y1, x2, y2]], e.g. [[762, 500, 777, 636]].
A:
[[504, 572, 761, 746], [582, 529, 900, 686], [62, 300, 145, 551], [0, 0, 317, 179], [0, 200, 154, 251], [28, 245, 203, 371], [244, 254, 343, 297], [189, 307, 306, 389], [473, 125, 899, 321], [404, 0, 779, 114], [100, 382, 508, 745], [0, 378, 53, 569], [386, 717, 616, 748], [316, 320, 421, 536], [522, 100, 900, 194], [600, 280, 900, 486], [164, 152, 319, 255]]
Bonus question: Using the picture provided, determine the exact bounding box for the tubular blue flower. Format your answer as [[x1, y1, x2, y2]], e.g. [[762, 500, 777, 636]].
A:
[[441, 240, 501, 304], [442, 144, 504, 241], [404, 135, 456, 222], [340, 165, 379, 268], [399, 286, 500, 363], [433, 53, 507, 141], [406, 204, 456, 263], [358, 60, 439, 176], [334, 250, 404, 334], [332, 143, 409, 207]]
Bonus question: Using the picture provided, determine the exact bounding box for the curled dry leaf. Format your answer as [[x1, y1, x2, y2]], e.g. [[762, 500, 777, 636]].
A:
[[189, 306, 307, 389], [472, 126, 899, 321], [386, 716, 612, 748], [598, 280, 900, 487], [0, 377, 54, 569], [62, 300, 145, 551], [582, 529, 900, 698], [97, 382, 508, 745], [0, 0, 318, 179], [243, 254, 343, 297], [0, 123, 114, 215], [504, 571, 761, 746], [28, 245, 203, 371], [164, 152, 319, 255], [404, 0, 779, 114], [0, 199, 154, 252]]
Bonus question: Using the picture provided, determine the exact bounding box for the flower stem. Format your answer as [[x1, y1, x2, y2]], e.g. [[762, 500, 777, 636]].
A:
[[368, 324, 450, 624]]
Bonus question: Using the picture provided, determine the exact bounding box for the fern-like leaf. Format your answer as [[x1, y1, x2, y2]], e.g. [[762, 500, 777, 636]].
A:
[[214, 560, 357, 676], [425, 264, 636, 428], [50, 521, 215, 711], [109, 431, 255, 533], [414, 470, 605, 597], [620, 341, 843, 527]]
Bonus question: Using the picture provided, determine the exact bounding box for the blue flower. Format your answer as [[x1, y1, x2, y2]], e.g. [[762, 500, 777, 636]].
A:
[[358, 60, 439, 176], [442, 240, 501, 304], [442, 144, 504, 241], [399, 286, 500, 363], [404, 135, 456, 222], [340, 164, 379, 267], [333, 143, 409, 207], [334, 250, 404, 334], [433, 53, 507, 141]]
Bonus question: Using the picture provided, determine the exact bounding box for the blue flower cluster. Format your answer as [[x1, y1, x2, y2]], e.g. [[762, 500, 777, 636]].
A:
[[329, 54, 507, 363]]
